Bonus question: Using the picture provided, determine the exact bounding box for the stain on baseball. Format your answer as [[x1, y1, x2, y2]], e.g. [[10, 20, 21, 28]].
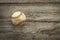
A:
[[11, 11, 26, 25]]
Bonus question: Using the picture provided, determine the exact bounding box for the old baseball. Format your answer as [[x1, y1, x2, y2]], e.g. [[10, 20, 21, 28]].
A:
[[11, 11, 26, 25]]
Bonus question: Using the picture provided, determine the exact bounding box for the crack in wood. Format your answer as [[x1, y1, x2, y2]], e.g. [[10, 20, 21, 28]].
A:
[[0, 2, 60, 5], [0, 19, 60, 23]]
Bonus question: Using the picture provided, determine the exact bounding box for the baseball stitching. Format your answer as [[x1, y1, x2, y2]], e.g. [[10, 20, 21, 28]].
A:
[[12, 12, 26, 25], [12, 12, 22, 19]]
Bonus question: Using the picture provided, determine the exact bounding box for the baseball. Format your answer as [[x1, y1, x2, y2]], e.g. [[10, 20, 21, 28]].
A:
[[11, 11, 26, 25]]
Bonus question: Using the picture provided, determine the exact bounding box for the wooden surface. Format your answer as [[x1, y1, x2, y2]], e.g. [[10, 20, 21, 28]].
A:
[[0, 0, 60, 3], [0, 0, 60, 40]]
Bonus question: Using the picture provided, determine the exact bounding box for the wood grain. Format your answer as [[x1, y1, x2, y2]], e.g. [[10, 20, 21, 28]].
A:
[[0, 21, 60, 40], [0, 32, 14, 40], [0, 0, 60, 40], [0, 4, 60, 21], [0, 21, 60, 33], [0, 0, 60, 3]]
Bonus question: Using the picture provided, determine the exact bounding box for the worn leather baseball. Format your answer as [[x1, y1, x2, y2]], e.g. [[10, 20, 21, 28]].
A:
[[11, 11, 26, 25]]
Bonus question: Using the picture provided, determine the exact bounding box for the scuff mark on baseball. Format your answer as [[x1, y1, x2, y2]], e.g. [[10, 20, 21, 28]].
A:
[[11, 11, 26, 26]]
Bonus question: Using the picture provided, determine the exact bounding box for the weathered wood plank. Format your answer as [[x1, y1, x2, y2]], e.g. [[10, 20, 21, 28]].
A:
[[0, 31, 60, 40], [0, 0, 60, 3], [0, 32, 60, 40], [0, 32, 14, 40], [0, 4, 60, 21], [0, 20, 14, 32], [14, 22, 60, 33], [0, 22, 60, 40], [0, 21, 59, 33], [0, 32, 48, 40]]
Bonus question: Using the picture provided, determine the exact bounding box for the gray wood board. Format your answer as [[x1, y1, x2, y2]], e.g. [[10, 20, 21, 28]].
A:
[[0, 0, 60, 40], [0, 22, 60, 40], [0, 4, 60, 21], [0, 32, 60, 40], [0, 21, 60, 33], [0, 0, 60, 3]]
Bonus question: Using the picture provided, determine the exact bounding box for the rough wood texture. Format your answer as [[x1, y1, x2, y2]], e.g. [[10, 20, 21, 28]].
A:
[[0, 0, 60, 3], [0, 4, 60, 21], [0, 21, 60, 40], [0, 0, 60, 40], [0, 21, 56, 32]]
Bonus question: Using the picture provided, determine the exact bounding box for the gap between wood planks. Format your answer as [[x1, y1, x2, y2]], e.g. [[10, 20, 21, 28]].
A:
[[0, 2, 60, 5], [0, 18, 60, 23]]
